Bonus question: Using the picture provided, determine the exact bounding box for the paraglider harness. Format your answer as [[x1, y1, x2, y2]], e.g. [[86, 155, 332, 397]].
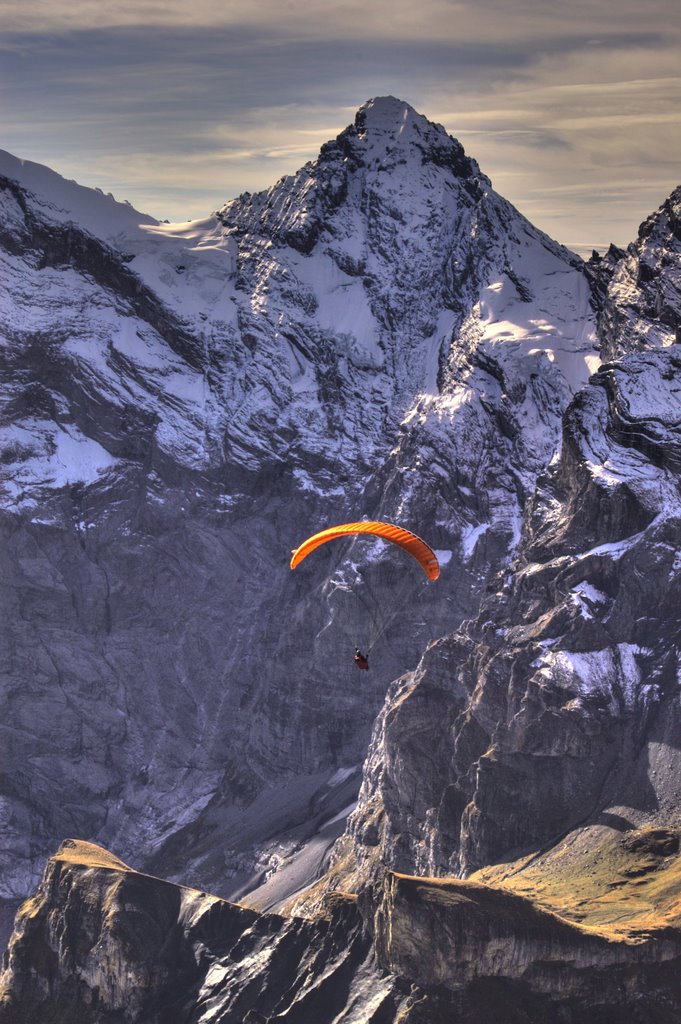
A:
[[354, 648, 369, 671]]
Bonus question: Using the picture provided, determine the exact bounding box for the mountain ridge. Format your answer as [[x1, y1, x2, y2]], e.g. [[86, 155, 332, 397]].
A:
[[0, 96, 623, 900], [2, 95, 681, 1020]]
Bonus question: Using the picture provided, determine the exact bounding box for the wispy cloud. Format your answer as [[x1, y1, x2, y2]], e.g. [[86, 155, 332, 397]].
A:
[[1, 1, 679, 246], [2, 0, 675, 43]]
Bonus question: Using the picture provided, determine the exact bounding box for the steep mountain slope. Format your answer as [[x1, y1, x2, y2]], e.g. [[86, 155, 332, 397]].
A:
[[3, 100, 681, 1021], [320, 191, 681, 945], [340, 344, 681, 885], [1, 97, 598, 916]]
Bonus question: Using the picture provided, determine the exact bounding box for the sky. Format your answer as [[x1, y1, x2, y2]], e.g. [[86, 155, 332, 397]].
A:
[[1, 0, 680, 255]]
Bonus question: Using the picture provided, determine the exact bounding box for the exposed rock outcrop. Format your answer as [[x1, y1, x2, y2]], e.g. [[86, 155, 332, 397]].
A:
[[0, 840, 406, 1024], [4, 840, 681, 1023], [367, 870, 681, 1018], [599, 185, 681, 358]]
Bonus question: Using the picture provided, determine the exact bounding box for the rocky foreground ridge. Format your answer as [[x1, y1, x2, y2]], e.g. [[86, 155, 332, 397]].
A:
[[2, 100, 681, 1019], [3, 838, 681, 1023]]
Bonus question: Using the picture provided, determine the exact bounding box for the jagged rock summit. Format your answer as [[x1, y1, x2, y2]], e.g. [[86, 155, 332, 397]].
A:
[[599, 184, 681, 358]]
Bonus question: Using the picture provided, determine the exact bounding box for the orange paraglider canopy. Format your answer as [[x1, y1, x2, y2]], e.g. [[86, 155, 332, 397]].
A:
[[290, 521, 440, 581]]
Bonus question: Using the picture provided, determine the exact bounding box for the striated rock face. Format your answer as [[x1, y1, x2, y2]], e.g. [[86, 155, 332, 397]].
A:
[[365, 871, 681, 1020], [0, 97, 600, 909], [345, 341, 681, 886]]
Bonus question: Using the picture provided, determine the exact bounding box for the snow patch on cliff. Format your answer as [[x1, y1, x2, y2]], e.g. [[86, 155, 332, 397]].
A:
[[1, 419, 118, 506]]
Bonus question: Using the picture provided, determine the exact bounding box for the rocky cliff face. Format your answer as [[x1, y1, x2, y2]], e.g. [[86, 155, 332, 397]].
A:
[[367, 870, 681, 1019], [4, 838, 681, 1023], [342, 343, 681, 882], [4, 97, 681, 1021], [338, 263, 681, 902], [0, 840, 409, 1024], [1, 97, 599, 911], [598, 186, 681, 359]]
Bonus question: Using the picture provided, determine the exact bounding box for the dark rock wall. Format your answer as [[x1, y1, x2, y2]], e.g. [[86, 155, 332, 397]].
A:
[[348, 344, 681, 880]]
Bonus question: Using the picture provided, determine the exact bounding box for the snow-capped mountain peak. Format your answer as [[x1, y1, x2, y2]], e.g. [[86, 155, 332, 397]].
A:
[[350, 95, 482, 178], [4, 99, 681, 1023], [0, 97, 615, 914]]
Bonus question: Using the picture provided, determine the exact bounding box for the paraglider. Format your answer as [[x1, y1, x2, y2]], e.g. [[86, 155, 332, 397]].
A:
[[290, 520, 440, 668], [290, 520, 440, 580]]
